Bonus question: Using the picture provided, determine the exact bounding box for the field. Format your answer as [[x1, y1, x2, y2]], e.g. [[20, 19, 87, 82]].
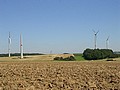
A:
[[0, 55, 120, 90], [74, 54, 85, 61]]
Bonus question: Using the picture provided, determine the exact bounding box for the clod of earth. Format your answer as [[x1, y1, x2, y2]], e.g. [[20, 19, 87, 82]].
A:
[[0, 61, 120, 89]]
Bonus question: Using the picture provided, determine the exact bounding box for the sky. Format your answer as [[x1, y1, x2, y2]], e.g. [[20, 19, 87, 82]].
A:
[[0, 0, 120, 54]]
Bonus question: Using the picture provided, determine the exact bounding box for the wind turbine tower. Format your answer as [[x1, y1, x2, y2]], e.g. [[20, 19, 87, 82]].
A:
[[8, 32, 11, 57], [93, 30, 99, 49], [20, 34, 23, 59], [106, 36, 109, 49]]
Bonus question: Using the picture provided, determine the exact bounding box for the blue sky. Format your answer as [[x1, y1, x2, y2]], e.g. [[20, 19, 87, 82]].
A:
[[0, 0, 120, 54]]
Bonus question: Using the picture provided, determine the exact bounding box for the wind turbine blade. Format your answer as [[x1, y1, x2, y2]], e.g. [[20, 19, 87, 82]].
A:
[[96, 30, 99, 35], [106, 36, 110, 41], [8, 38, 11, 44], [9, 32, 10, 38], [8, 32, 11, 44], [108, 36, 110, 40], [20, 34, 22, 46]]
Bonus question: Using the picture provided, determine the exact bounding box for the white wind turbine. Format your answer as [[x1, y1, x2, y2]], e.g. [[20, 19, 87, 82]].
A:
[[92, 30, 99, 49], [106, 36, 110, 49], [8, 32, 11, 57], [20, 34, 23, 59]]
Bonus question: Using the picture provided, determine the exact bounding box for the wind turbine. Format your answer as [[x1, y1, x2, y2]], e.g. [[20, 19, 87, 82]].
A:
[[8, 32, 11, 57], [106, 36, 109, 49], [92, 30, 99, 49], [50, 50, 52, 54], [20, 34, 23, 59]]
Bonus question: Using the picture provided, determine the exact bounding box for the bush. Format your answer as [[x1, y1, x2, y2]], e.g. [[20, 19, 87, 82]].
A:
[[83, 49, 95, 60], [54, 56, 75, 61], [83, 48, 117, 60], [106, 58, 115, 61], [54, 57, 63, 60], [63, 56, 76, 61]]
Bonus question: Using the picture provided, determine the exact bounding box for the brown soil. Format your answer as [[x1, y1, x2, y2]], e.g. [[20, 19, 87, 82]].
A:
[[0, 61, 120, 90]]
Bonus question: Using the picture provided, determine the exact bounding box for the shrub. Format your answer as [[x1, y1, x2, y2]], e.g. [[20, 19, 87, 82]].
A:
[[106, 58, 114, 61], [54, 56, 75, 61], [83, 49, 93, 60], [83, 48, 117, 60], [63, 56, 76, 61], [54, 57, 63, 60]]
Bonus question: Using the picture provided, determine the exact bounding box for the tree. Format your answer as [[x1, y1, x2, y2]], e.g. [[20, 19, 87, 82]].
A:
[[83, 48, 115, 60]]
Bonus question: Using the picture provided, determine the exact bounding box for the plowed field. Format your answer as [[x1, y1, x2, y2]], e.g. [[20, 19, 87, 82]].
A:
[[0, 61, 120, 90]]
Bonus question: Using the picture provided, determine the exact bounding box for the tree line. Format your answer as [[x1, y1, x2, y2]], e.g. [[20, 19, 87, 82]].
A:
[[0, 53, 44, 57], [83, 49, 120, 60]]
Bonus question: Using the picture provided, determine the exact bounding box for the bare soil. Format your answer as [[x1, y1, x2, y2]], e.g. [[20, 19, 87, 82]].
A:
[[0, 61, 120, 90]]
